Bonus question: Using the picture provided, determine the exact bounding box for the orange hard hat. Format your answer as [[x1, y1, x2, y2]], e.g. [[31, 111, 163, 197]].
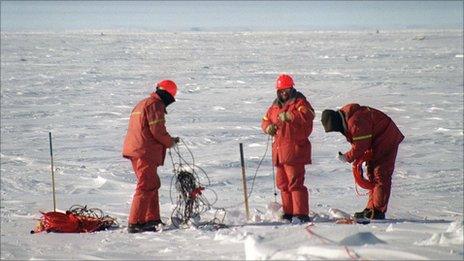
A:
[[276, 74, 294, 90], [156, 80, 177, 97]]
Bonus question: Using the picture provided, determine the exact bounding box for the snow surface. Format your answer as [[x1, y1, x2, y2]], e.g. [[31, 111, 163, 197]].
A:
[[1, 29, 463, 260]]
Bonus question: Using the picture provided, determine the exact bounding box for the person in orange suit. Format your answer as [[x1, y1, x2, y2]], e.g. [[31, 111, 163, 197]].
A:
[[261, 74, 315, 223], [321, 104, 404, 219], [122, 80, 179, 233]]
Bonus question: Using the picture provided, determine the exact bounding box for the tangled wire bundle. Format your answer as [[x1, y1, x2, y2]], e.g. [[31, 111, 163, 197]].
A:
[[169, 139, 226, 229], [68, 204, 119, 230]]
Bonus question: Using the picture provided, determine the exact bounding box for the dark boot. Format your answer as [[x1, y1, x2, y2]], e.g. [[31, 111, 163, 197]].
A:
[[371, 209, 385, 220], [128, 223, 144, 233], [294, 215, 312, 223], [357, 208, 385, 220], [354, 208, 369, 219], [281, 213, 293, 222], [142, 219, 165, 232]]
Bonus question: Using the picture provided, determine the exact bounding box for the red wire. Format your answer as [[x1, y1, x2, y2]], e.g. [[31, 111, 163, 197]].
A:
[[355, 183, 369, 197], [305, 225, 365, 260], [344, 246, 362, 260]]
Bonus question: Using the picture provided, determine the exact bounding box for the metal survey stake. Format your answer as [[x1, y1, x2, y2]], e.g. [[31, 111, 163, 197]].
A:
[[49, 132, 56, 212], [239, 143, 250, 220]]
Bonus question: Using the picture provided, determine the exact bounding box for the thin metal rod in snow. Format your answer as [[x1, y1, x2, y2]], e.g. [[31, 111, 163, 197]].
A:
[[239, 143, 250, 220], [49, 132, 56, 212]]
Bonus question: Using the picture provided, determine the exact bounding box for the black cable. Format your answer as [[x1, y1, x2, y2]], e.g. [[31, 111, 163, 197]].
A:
[[247, 135, 272, 198], [168, 136, 274, 224], [67, 204, 119, 230], [168, 139, 225, 229], [220, 135, 274, 209]]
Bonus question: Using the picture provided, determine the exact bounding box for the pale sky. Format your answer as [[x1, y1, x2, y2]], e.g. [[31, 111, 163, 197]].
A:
[[1, 1, 463, 31]]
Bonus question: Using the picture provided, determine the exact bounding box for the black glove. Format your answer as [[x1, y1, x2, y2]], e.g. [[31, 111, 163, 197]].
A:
[[172, 137, 180, 144]]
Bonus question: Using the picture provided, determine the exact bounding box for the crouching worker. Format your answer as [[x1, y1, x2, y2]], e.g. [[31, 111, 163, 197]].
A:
[[122, 80, 180, 233], [261, 74, 315, 223], [321, 104, 404, 220]]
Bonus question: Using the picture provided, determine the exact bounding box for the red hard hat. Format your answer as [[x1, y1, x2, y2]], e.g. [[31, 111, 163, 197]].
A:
[[276, 74, 294, 90], [156, 80, 177, 97]]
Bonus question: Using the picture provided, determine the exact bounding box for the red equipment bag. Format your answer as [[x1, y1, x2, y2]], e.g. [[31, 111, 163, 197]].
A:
[[31, 205, 118, 234], [32, 211, 80, 233], [352, 150, 375, 190]]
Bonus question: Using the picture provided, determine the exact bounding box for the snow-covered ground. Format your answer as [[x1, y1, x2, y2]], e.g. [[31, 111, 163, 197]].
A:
[[1, 30, 463, 260]]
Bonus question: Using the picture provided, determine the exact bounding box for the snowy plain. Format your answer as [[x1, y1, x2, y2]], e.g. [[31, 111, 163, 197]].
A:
[[1, 29, 463, 260]]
